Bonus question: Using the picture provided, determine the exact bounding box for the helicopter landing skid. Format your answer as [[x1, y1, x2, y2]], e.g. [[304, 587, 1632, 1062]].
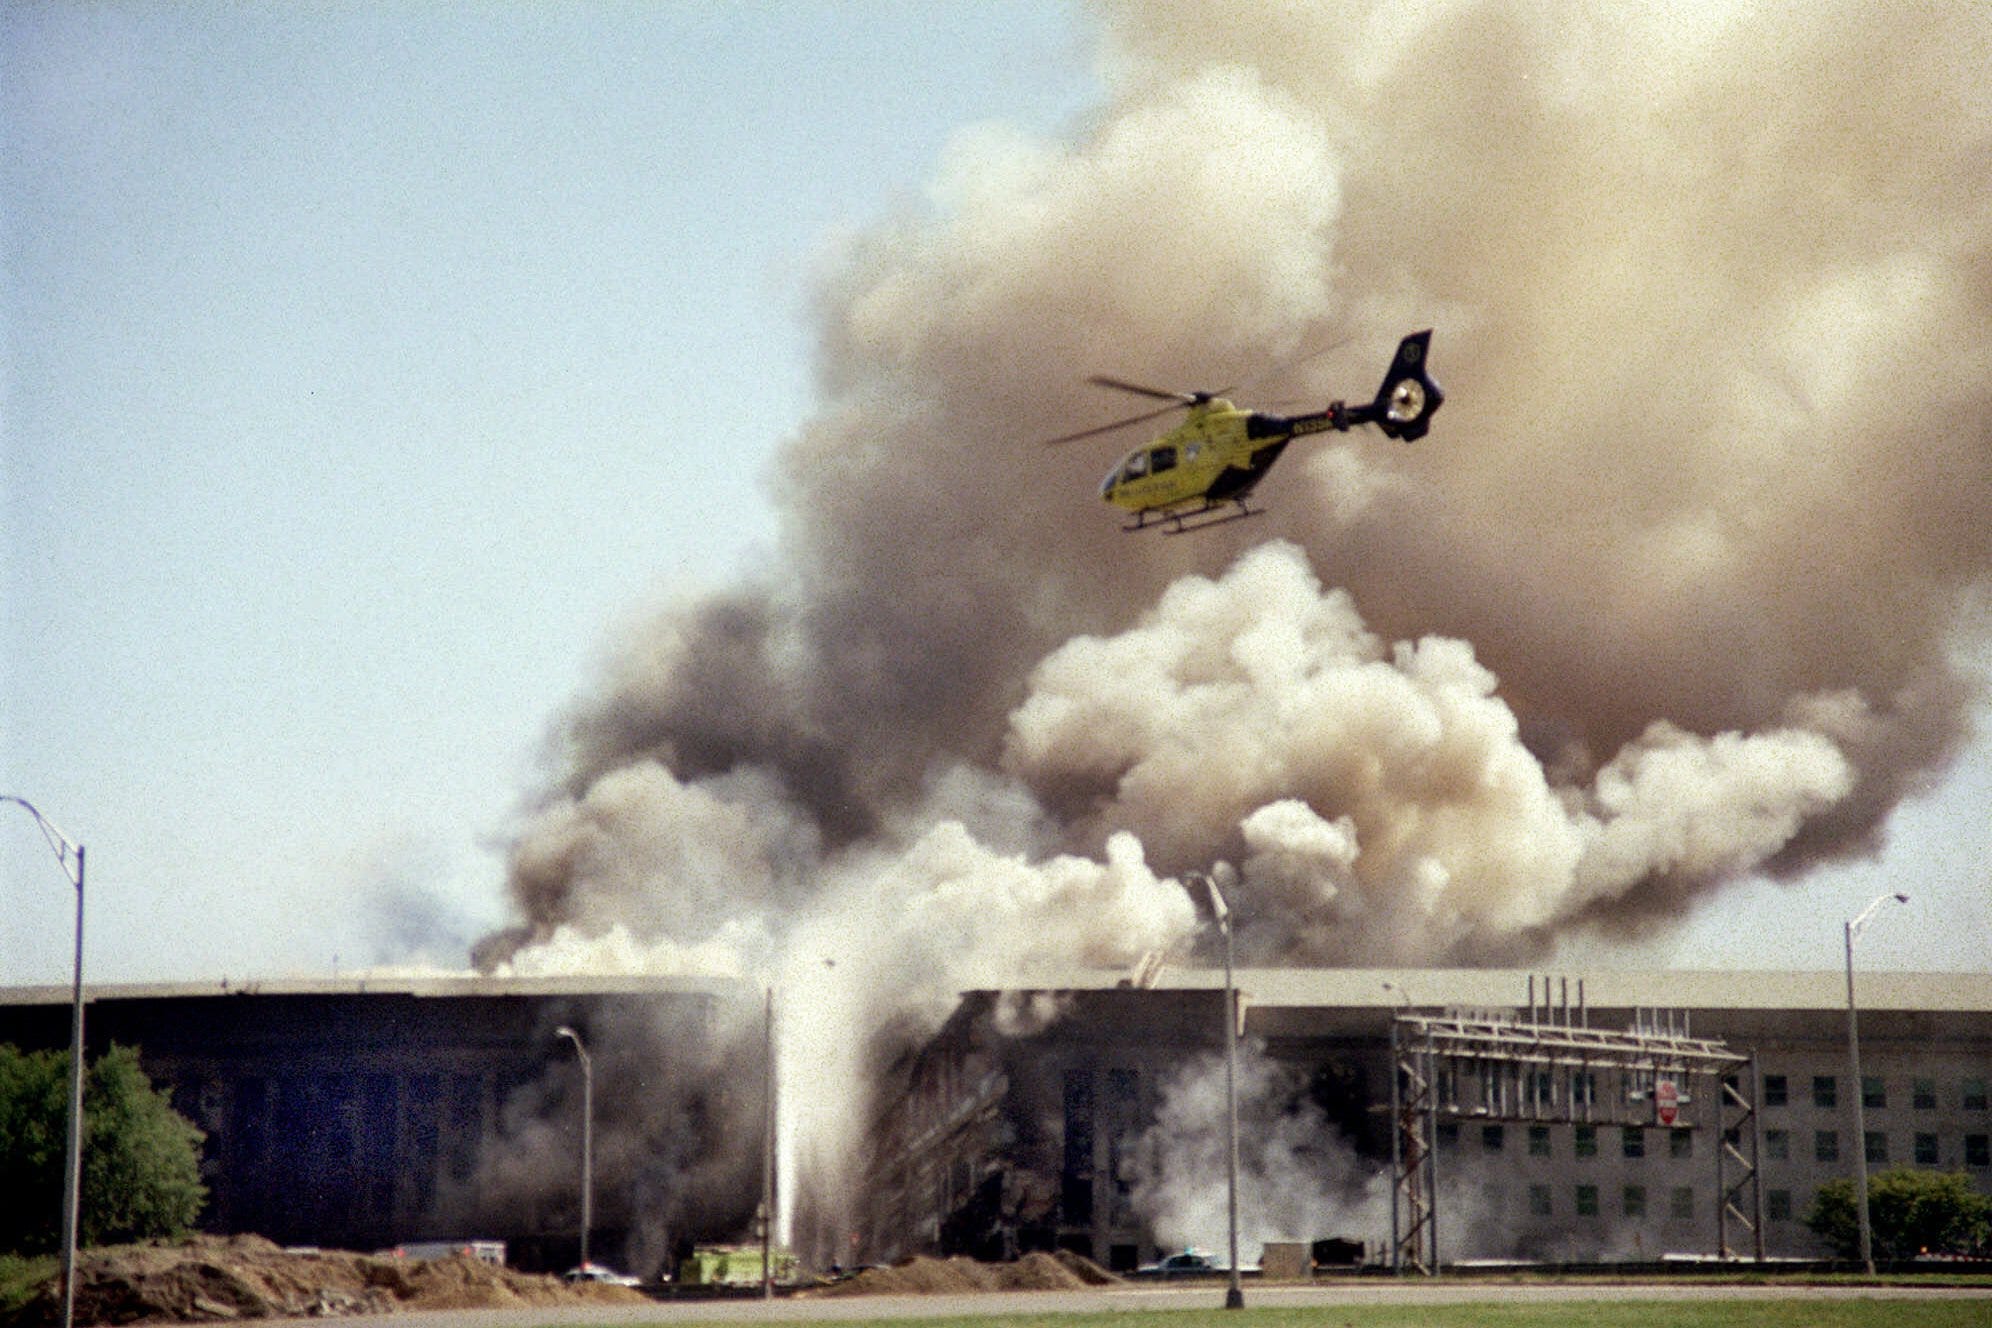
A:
[[1125, 500, 1265, 535]]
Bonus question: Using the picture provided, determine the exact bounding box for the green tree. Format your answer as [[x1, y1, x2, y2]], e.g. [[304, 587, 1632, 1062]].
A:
[[0, 1045, 207, 1256], [1804, 1167, 1992, 1260]]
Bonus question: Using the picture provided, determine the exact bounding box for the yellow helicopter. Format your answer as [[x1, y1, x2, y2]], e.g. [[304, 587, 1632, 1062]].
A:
[[1047, 331, 1443, 533]]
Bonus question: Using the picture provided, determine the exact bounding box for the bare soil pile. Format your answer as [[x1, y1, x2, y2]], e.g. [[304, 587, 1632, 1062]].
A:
[[3, 1234, 645, 1327], [814, 1251, 1120, 1297]]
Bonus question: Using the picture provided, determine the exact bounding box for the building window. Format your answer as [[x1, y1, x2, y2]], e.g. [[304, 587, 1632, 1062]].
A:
[[1669, 1128, 1693, 1159], [1763, 1074, 1788, 1107], [1814, 1076, 1837, 1109], [1107, 1067, 1140, 1227], [1865, 1131, 1887, 1165], [1575, 1184, 1599, 1217], [1529, 1125, 1551, 1157], [1572, 1071, 1596, 1108], [1483, 1124, 1505, 1153], [1862, 1077, 1886, 1110], [1061, 1070, 1095, 1226], [1575, 1125, 1598, 1158], [1966, 1134, 1989, 1167], [1669, 1186, 1694, 1221], [1438, 1122, 1460, 1152], [1915, 1133, 1939, 1166], [1623, 1126, 1646, 1159], [1766, 1129, 1790, 1161], [1913, 1078, 1937, 1110], [1816, 1130, 1839, 1163], [1623, 1185, 1647, 1219], [1767, 1190, 1792, 1222], [1529, 1184, 1552, 1217], [1530, 1071, 1555, 1111], [1964, 1078, 1988, 1111]]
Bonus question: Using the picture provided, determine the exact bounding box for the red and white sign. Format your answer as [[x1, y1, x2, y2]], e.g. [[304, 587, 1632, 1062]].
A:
[[1655, 1079, 1680, 1126]]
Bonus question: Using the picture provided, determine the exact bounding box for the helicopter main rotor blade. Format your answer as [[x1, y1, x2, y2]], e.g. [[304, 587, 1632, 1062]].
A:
[[1040, 400, 1187, 447], [1087, 375, 1200, 404]]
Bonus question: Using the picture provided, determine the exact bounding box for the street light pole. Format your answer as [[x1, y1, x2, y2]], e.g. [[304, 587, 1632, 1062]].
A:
[[4, 796, 85, 1328], [1193, 865, 1245, 1311], [1846, 891, 1908, 1275], [555, 1026, 593, 1271]]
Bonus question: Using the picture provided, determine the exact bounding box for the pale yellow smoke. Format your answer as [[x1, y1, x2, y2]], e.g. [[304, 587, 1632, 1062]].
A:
[[487, 0, 1992, 1255]]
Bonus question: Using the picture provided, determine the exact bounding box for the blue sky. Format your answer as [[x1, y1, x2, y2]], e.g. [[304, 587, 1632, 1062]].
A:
[[2, 3, 1099, 983], [4, 3, 1984, 986]]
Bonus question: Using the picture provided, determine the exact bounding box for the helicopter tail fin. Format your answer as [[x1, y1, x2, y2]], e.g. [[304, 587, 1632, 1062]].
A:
[[1364, 330, 1444, 442]]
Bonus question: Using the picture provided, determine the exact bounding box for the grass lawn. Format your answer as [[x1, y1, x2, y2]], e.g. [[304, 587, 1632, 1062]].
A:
[[664, 1301, 1990, 1328]]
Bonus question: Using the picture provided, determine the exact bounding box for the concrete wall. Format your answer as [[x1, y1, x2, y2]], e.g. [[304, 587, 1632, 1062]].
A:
[[0, 977, 760, 1276], [864, 970, 1992, 1268]]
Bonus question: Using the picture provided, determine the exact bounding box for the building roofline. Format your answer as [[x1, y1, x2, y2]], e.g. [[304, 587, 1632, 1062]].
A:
[[0, 971, 752, 1007], [4, 965, 1987, 1014], [976, 965, 1992, 1013]]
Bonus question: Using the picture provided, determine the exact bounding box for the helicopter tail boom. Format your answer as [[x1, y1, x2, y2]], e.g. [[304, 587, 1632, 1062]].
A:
[[1270, 330, 1444, 443]]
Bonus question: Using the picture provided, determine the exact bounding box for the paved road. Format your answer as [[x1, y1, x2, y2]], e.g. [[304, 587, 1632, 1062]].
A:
[[231, 1279, 1992, 1328]]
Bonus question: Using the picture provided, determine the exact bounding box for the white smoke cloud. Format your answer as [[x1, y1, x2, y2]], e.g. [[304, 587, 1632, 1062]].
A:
[[1005, 540, 1855, 963], [1129, 1040, 1386, 1256], [473, 0, 1992, 1260]]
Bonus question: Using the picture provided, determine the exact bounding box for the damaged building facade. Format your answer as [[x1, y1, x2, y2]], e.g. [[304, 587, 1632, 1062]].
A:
[[2, 967, 1988, 1272], [0, 975, 761, 1277], [860, 969, 1992, 1269]]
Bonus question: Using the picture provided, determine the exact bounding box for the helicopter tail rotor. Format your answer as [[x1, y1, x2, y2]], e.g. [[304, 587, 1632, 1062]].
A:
[[1358, 330, 1444, 442]]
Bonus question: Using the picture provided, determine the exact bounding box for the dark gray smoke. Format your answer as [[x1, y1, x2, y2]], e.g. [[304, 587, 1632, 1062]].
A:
[[476, 0, 1992, 1249]]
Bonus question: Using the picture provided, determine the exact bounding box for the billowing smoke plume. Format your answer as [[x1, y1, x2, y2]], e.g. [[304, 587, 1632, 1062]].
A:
[[475, 0, 1992, 1254], [1006, 540, 1855, 964]]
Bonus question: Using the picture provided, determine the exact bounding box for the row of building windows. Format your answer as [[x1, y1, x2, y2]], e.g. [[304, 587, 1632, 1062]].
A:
[[1773, 1128, 1992, 1167], [1432, 1072, 1989, 1123], [1440, 1121, 1992, 1168], [1762, 1074, 1989, 1111], [1526, 1183, 1699, 1220], [1522, 1183, 1867, 1224]]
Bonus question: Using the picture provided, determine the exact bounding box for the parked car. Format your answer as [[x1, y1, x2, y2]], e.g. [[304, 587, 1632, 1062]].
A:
[[1135, 1248, 1260, 1277], [563, 1262, 641, 1287]]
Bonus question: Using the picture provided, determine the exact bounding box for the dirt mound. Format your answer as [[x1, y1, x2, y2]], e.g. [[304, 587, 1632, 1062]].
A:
[[815, 1251, 1112, 1297], [1, 1234, 644, 1327], [1049, 1249, 1121, 1286]]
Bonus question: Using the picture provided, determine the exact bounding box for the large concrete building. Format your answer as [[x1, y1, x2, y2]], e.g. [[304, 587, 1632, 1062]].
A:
[[3, 968, 1987, 1272], [860, 968, 1992, 1270], [0, 975, 763, 1276]]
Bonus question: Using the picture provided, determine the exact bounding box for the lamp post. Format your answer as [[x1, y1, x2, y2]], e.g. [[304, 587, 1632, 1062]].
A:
[[555, 1026, 593, 1272], [3, 796, 84, 1328], [1191, 865, 1245, 1311], [1846, 890, 1908, 1275]]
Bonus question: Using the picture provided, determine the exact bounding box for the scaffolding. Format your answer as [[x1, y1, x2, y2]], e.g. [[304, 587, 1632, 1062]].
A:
[[1389, 976, 1761, 1273]]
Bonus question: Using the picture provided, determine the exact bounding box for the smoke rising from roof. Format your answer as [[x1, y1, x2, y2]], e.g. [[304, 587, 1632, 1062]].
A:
[[476, 0, 1992, 1253]]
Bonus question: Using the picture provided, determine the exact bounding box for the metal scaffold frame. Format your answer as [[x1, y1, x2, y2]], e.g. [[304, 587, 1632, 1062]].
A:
[[1388, 977, 1760, 1274]]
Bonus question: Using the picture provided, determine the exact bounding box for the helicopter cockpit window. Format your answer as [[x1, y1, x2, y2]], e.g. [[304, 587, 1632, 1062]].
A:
[[1124, 451, 1149, 479], [1149, 445, 1177, 474]]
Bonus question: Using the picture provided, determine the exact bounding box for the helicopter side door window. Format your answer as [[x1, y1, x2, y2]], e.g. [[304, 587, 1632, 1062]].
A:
[[1149, 445, 1177, 474]]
